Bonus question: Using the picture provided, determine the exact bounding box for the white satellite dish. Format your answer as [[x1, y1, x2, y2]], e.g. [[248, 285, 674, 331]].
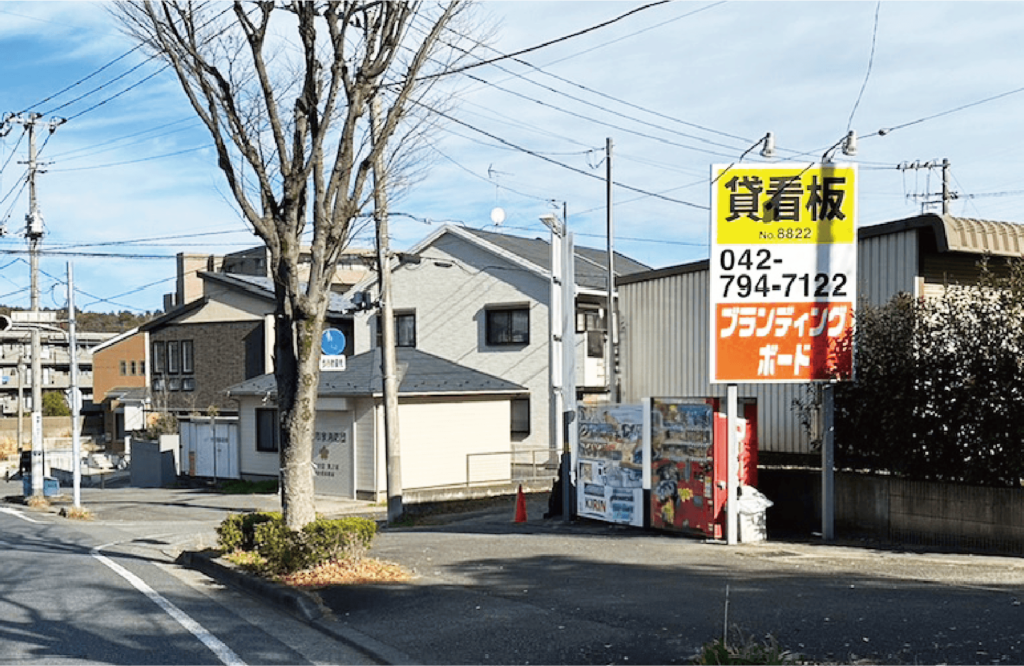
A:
[[490, 207, 506, 226]]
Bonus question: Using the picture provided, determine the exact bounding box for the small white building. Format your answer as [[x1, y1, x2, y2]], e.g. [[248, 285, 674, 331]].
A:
[[227, 347, 527, 500]]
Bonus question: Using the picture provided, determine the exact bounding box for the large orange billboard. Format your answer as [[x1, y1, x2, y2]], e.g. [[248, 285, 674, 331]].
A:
[[709, 163, 857, 383]]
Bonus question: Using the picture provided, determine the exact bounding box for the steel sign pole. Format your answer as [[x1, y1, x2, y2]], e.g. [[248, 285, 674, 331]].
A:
[[822, 384, 835, 541], [726, 384, 739, 545]]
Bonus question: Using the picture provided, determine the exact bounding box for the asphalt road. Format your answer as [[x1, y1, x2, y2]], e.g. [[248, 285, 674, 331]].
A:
[[0, 480, 378, 665]]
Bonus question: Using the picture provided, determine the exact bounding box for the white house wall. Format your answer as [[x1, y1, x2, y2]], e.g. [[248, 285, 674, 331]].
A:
[[371, 396, 512, 493], [355, 234, 552, 456], [619, 227, 924, 456], [354, 397, 376, 499], [236, 396, 278, 479]]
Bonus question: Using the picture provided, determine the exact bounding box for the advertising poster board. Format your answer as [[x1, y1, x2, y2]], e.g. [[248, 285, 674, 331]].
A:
[[576, 403, 645, 526], [649, 399, 716, 535], [710, 163, 857, 383]]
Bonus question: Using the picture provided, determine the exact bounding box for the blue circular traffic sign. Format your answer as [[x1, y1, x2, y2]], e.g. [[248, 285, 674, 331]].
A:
[[321, 328, 346, 356]]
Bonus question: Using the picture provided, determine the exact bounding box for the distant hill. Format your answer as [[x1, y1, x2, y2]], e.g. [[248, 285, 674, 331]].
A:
[[0, 306, 159, 333]]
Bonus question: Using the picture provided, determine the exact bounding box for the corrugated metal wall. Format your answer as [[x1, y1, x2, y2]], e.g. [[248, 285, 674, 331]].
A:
[[619, 228, 922, 455]]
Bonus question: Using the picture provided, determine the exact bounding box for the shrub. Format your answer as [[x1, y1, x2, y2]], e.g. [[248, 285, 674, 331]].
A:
[[216, 512, 377, 575], [42, 391, 71, 417], [216, 511, 281, 553], [302, 516, 377, 563], [254, 519, 307, 574], [826, 258, 1024, 487]]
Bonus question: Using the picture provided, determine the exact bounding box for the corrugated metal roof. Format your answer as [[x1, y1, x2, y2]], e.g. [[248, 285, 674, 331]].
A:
[[227, 347, 526, 398], [860, 213, 1024, 257], [940, 215, 1024, 256]]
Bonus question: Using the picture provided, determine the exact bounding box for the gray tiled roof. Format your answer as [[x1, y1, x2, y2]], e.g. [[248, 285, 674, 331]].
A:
[[201, 272, 354, 314], [227, 347, 525, 398], [459, 227, 649, 290]]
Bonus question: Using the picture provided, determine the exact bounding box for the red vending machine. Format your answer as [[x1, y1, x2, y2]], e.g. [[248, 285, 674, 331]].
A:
[[649, 398, 757, 539]]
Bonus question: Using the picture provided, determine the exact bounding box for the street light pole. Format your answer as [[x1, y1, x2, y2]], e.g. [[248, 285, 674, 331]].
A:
[[540, 210, 577, 522]]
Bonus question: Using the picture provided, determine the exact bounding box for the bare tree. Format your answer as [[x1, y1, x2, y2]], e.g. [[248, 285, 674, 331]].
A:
[[113, 1, 475, 529]]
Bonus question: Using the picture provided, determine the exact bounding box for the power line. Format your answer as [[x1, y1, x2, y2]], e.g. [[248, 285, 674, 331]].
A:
[[26, 45, 147, 114], [424, 1, 674, 80], [846, 1, 881, 133], [421, 101, 710, 211], [64, 66, 172, 122]]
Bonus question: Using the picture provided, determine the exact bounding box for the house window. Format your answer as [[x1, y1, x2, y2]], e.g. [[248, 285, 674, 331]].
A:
[[376, 312, 416, 348], [152, 342, 165, 374], [140, 360, 146, 376], [130, 361, 137, 376], [181, 340, 194, 373], [153, 377, 165, 392], [486, 307, 530, 346], [511, 397, 530, 436], [181, 377, 195, 392], [168, 377, 181, 392], [577, 308, 606, 358], [119, 361, 127, 376], [256, 408, 279, 452], [167, 341, 180, 374]]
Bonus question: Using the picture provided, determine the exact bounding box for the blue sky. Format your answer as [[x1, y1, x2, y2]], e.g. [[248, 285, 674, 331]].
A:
[[2, 1, 1024, 313]]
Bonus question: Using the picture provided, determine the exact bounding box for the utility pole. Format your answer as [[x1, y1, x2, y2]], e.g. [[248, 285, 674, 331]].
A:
[[371, 96, 403, 525], [605, 137, 618, 404], [4, 112, 65, 497], [68, 262, 82, 509], [897, 159, 954, 214]]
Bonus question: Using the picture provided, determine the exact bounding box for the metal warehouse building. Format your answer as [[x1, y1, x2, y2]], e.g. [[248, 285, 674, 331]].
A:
[[616, 212, 1024, 458]]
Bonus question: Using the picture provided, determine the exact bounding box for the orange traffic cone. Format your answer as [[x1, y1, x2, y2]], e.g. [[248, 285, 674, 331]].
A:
[[514, 484, 528, 523]]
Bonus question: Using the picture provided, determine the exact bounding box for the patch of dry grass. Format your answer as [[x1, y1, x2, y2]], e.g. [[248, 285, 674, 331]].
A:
[[59, 506, 93, 520], [277, 557, 413, 588], [25, 495, 50, 509]]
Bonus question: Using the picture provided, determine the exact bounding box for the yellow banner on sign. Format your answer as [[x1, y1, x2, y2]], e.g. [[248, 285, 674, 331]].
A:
[[713, 165, 856, 245]]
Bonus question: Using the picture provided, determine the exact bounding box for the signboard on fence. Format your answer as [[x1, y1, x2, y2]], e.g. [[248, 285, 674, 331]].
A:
[[576, 403, 646, 527], [709, 163, 857, 383]]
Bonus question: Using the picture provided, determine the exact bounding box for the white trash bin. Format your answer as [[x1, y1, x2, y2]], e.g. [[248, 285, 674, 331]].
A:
[[736, 485, 773, 542]]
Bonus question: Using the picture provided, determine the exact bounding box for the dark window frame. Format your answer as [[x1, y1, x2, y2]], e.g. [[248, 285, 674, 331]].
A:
[[152, 342, 165, 374], [181, 340, 194, 374], [511, 397, 530, 436], [485, 307, 530, 346], [167, 341, 180, 374], [256, 408, 279, 453], [375, 311, 416, 348]]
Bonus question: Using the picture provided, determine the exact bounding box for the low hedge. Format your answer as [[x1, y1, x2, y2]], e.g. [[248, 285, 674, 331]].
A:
[[216, 511, 377, 575]]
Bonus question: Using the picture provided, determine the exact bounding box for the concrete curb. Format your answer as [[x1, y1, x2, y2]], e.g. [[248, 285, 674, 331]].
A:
[[177, 550, 325, 622], [177, 550, 416, 666]]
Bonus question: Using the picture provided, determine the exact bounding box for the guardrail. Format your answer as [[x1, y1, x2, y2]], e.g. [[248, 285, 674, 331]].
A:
[[465, 449, 557, 488]]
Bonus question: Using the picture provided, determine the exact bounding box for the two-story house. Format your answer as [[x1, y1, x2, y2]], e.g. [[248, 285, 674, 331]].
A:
[[93, 269, 355, 448], [348, 224, 649, 474]]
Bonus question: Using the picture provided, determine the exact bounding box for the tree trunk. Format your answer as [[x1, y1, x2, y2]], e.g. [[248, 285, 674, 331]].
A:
[[273, 255, 330, 530]]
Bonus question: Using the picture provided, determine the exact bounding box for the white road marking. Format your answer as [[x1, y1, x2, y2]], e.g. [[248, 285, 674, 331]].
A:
[[92, 543, 247, 666], [0, 507, 40, 523]]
